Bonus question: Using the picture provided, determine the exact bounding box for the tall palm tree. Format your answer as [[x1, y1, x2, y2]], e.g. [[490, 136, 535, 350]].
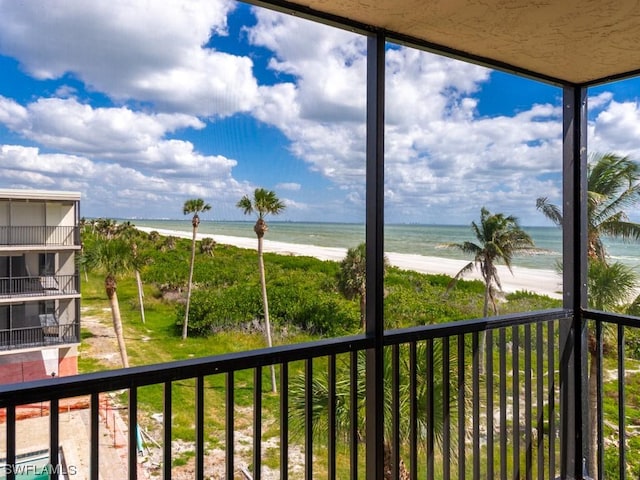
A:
[[182, 198, 211, 340], [237, 188, 285, 393], [80, 237, 134, 368], [449, 208, 533, 375], [536, 152, 640, 478], [449, 207, 534, 317]]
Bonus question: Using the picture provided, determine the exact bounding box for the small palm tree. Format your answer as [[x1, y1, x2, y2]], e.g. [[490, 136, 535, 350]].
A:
[[148, 230, 160, 243], [449, 207, 534, 317], [80, 237, 134, 368], [162, 236, 177, 252], [199, 237, 216, 256], [289, 344, 458, 478], [338, 243, 388, 329], [237, 188, 285, 393], [131, 242, 151, 324], [182, 199, 211, 340]]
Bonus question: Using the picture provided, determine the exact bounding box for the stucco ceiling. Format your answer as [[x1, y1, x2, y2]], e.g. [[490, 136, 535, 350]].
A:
[[270, 0, 640, 85]]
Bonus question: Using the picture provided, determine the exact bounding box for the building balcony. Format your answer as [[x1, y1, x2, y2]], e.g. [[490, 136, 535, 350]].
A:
[[0, 319, 79, 352], [0, 308, 631, 479], [0, 226, 79, 248], [0, 275, 79, 301]]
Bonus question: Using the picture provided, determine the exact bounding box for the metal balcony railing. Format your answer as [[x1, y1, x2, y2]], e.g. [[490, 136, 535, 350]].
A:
[[0, 226, 78, 247], [0, 321, 79, 351], [0, 275, 79, 298], [6, 308, 626, 480], [585, 310, 640, 480]]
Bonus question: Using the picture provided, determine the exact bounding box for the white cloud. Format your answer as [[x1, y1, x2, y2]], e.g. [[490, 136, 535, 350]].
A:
[[0, 143, 251, 218], [0, 96, 28, 130], [249, 9, 367, 123], [591, 99, 640, 156], [276, 182, 301, 191], [0, 0, 259, 117], [247, 10, 565, 224], [0, 96, 238, 177], [3, 3, 633, 225]]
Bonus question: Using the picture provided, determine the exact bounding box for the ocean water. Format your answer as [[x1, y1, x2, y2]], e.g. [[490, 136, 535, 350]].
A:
[[131, 219, 640, 272]]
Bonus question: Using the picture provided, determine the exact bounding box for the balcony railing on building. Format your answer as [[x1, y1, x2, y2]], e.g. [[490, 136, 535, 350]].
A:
[[0, 226, 78, 247], [0, 275, 79, 299], [0, 319, 78, 351]]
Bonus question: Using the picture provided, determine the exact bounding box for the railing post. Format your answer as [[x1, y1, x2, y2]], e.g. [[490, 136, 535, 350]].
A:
[[365, 30, 385, 479], [560, 85, 589, 479]]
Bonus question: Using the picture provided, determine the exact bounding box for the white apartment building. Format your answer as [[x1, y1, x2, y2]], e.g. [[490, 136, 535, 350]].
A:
[[0, 189, 81, 383]]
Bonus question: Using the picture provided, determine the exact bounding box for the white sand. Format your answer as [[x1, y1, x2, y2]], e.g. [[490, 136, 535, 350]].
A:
[[138, 227, 563, 299]]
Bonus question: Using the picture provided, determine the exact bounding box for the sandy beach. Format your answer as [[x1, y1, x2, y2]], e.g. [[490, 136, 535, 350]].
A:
[[137, 227, 563, 299]]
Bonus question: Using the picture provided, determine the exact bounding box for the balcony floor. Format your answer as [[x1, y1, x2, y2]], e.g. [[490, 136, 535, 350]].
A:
[[0, 399, 128, 479]]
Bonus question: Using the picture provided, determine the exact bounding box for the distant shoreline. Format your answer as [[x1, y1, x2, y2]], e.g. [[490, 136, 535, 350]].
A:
[[137, 226, 563, 300]]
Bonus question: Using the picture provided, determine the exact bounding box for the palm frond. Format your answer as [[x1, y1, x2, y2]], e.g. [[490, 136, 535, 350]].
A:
[[536, 197, 563, 227]]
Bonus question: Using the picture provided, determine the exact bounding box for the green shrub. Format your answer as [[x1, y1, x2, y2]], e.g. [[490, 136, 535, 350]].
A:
[[178, 283, 359, 338]]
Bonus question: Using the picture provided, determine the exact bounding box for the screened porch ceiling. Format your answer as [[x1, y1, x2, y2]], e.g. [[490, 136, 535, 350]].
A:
[[264, 0, 640, 86]]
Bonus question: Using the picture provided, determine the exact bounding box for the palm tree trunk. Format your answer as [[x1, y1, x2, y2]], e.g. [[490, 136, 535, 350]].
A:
[[258, 236, 277, 393], [135, 270, 145, 324], [483, 285, 490, 318], [359, 294, 366, 330], [182, 224, 198, 339], [479, 284, 491, 375], [383, 441, 410, 479], [106, 276, 129, 368]]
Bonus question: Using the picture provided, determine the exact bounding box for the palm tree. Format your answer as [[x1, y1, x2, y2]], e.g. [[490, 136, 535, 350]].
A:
[[199, 237, 216, 256], [237, 188, 285, 393], [536, 152, 640, 478], [161, 236, 177, 252], [94, 218, 119, 239], [80, 237, 134, 368], [449, 207, 534, 317], [111, 224, 150, 326], [182, 199, 211, 340], [538, 152, 640, 264], [148, 230, 161, 243], [289, 344, 458, 478], [338, 243, 388, 329], [449, 208, 533, 375], [131, 242, 151, 324]]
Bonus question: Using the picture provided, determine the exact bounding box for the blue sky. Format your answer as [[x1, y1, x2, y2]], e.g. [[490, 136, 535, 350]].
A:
[[0, 0, 639, 226]]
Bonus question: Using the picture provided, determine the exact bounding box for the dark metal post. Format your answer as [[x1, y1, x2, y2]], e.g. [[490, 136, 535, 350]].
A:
[[560, 85, 588, 479], [365, 31, 385, 479]]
